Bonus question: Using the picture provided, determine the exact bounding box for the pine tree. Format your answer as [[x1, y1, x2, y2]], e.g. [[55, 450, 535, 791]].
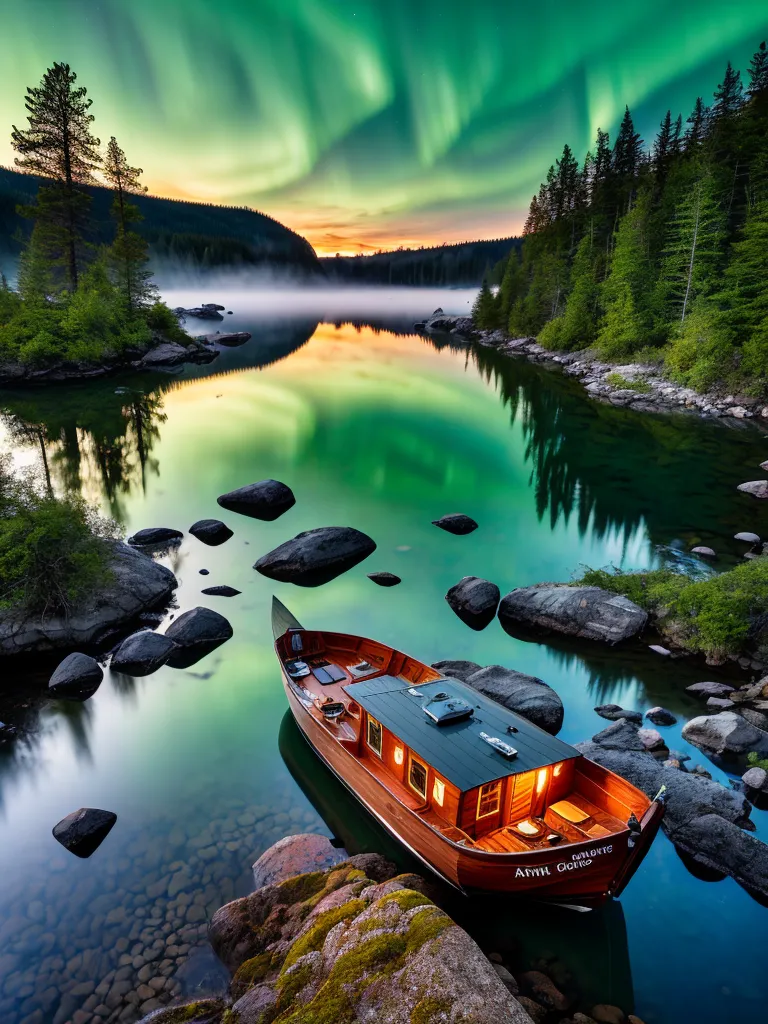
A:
[[720, 199, 768, 377], [712, 61, 745, 119], [684, 98, 709, 150], [656, 172, 724, 325], [539, 232, 602, 351], [748, 42, 768, 97], [471, 279, 500, 330], [612, 107, 644, 178], [11, 63, 100, 292], [499, 249, 525, 319], [653, 111, 676, 184], [102, 137, 155, 312], [597, 191, 655, 356]]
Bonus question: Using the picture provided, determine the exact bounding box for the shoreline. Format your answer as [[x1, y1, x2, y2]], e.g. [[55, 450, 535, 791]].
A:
[[418, 313, 768, 425]]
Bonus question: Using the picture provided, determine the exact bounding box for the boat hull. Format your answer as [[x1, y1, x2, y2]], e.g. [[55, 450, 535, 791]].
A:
[[281, 668, 663, 904]]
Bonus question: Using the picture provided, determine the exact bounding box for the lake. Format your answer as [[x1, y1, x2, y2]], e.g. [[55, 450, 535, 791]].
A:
[[1, 286, 767, 1024]]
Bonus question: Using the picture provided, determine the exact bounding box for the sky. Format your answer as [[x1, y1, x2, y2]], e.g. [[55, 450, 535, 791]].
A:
[[0, 1, 766, 254]]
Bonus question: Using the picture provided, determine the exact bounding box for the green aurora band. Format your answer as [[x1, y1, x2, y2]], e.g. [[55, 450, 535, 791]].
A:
[[1, 0, 766, 251]]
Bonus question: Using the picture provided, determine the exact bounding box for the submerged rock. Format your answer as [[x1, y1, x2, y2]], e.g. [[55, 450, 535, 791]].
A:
[[110, 630, 175, 676], [498, 585, 647, 644], [252, 833, 348, 890], [432, 659, 483, 681], [189, 519, 233, 546], [594, 704, 643, 724], [217, 479, 295, 521], [463, 665, 564, 735], [174, 306, 224, 320], [127, 526, 183, 548], [52, 807, 117, 858], [48, 652, 103, 699], [681, 711, 768, 757], [432, 513, 478, 535], [212, 331, 251, 346], [165, 607, 233, 667], [645, 706, 677, 726], [367, 571, 402, 587], [200, 585, 241, 597], [445, 576, 500, 631], [254, 526, 376, 587]]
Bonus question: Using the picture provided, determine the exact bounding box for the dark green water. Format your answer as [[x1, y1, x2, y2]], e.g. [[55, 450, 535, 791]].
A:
[[1, 287, 768, 1024]]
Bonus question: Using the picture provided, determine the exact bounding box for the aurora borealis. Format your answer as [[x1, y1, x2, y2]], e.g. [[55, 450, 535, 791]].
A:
[[1, 1, 766, 253]]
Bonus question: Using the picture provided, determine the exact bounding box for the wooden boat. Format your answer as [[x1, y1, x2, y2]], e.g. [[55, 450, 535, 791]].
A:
[[272, 597, 664, 906]]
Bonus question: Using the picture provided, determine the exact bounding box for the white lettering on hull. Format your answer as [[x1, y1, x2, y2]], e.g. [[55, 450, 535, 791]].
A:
[[556, 844, 613, 872], [515, 866, 551, 878]]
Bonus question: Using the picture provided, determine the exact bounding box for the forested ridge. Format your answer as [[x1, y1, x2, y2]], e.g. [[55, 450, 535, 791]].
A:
[[474, 39, 768, 394]]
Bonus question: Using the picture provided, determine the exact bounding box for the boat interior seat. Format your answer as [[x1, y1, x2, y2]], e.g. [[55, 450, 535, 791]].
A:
[[549, 799, 590, 824]]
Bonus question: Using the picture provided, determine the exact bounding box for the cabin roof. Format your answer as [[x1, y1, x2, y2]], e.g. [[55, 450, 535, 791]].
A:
[[344, 675, 579, 791]]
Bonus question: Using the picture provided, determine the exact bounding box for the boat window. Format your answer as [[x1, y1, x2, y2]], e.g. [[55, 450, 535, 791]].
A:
[[366, 715, 383, 757], [432, 777, 445, 807], [409, 756, 428, 798], [477, 780, 501, 819]]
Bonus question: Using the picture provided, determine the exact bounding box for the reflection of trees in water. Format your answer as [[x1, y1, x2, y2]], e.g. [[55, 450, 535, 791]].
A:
[[471, 346, 768, 548]]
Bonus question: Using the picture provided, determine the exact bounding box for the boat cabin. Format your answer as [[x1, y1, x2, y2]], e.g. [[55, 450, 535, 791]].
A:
[[276, 622, 646, 855]]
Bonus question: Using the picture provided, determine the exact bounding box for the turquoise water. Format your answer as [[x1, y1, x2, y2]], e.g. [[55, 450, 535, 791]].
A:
[[1, 286, 767, 1024]]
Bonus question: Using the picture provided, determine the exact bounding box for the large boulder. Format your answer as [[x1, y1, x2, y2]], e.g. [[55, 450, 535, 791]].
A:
[[432, 513, 478, 535], [645, 707, 677, 726], [591, 720, 646, 752], [254, 527, 376, 587], [48, 652, 103, 699], [217, 479, 295, 521], [252, 834, 349, 890], [670, 814, 768, 900], [140, 342, 190, 367], [189, 519, 233, 546], [463, 665, 564, 735], [681, 712, 768, 757], [686, 681, 735, 699], [136, 1000, 226, 1024], [0, 543, 177, 657], [737, 481, 768, 499], [110, 630, 176, 676], [165, 607, 233, 668], [432, 659, 483, 681], [498, 585, 647, 644], [445, 576, 500, 631], [52, 807, 117, 858]]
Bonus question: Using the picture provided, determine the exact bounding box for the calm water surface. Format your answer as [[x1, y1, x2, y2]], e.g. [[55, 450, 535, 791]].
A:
[[1, 286, 768, 1024]]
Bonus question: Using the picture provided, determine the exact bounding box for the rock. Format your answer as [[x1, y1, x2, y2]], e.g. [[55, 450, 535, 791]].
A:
[[254, 526, 376, 587], [594, 705, 643, 724], [691, 546, 716, 558], [52, 808, 117, 858], [637, 728, 667, 752], [670, 813, 768, 900], [231, 985, 278, 1022], [645, 707, 677, 726], [367, 572, 402, 587], [592, 720, 645, 752], [127, 527, 183, 548], [189, 520, 233, 546], [742, 766, 768, 792], [737, 481, 768, 499], [217, 479, 295, 521], [252, 834, 348, 890], [0, 543, 177, 656], [140, 342, 191, 367], [202, 303, 225, 310], [135, 999, 226, 1023], [111, 630, 176, 676], [165, 607, 233, 667], [432, 659, 483, 681], [518, 971, 569, 1012], [464, 665, 564, 735], [735, 532, 761, 544], [590, 1006, 625, 1024], [211, 332, 251, 346], [648, 644, 671, 656], [681, 712, 768, 756], [498, 585, 647, 644], [686, 681, 735, 699], [517, 997, 547, 1023], [492, 964, 519, 994], [48, 652, 103, 698], [200, 586, 241, 597], [707, 696, 735, 710], [445, 576, 500, 631], [174, 306, 224, 320], [199, 569, 210, 575], [431, 513, 478, 535]]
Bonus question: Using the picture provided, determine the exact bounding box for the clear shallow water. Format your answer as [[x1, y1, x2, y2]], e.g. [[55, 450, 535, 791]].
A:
[[1, 287, 768, 1024]]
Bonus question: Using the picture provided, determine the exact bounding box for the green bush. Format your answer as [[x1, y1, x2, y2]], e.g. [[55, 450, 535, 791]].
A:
[[604, 372, 652, 393], [746, 752, 768, 772], [0, 456, 119, 615], [145, 300, 188, 343], [576, 560, 768, 658]]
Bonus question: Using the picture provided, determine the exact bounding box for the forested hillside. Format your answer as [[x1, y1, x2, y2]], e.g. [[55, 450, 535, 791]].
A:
[[324, 237, 520, 286], [0, 166, 319, 275], [475, 40, 768, 393]]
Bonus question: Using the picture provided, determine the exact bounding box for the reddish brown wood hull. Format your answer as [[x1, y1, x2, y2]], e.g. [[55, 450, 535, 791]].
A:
[[282, 670, 661, 904]]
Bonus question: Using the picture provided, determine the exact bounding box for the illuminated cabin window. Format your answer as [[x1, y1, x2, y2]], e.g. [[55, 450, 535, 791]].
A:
[[477, 780, 501, 819], [394, 745, 404, 766], [409, 756, 428, 798], [553, 762, 563, 777], [432, 777, 445, 807], [366, 716, 383, 757], [536, 768, 549, 796]]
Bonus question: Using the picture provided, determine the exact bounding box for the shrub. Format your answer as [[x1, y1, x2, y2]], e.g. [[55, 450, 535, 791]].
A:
[[604, 372, 652, 393], [746, 752, 768, 772], [0, 456, 119, 615], [145, 300, 188, 342]]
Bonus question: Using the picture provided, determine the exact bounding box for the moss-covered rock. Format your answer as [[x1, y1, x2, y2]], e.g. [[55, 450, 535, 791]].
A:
[[137, 999, 227, 1024]]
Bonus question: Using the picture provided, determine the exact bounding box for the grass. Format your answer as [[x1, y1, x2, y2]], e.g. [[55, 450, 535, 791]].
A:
[[604, 371, 652, 393]]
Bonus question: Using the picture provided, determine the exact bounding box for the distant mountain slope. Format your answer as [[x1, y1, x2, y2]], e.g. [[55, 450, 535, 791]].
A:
[[322, 237, 521, 286], [0, 166, 319, 274]]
